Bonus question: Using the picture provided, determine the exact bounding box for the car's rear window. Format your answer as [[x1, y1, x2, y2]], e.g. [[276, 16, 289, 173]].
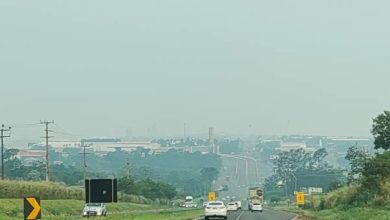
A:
[[209, 202, 223, 206], [228, 203, 236, 205]]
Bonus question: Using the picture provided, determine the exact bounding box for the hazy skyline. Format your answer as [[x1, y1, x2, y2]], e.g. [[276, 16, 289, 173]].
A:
[[1, 1, 389, 140]]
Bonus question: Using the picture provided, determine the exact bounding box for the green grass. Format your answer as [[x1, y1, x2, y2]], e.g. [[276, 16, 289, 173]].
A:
[[93, 209, 203, 220], [0, 199, 166, 220], [269, 202, 390, 220], [304, 207, 390, 220]]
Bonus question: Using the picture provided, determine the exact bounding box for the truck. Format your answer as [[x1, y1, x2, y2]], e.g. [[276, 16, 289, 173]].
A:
[[247, 187, 263, 212], [184, 196, 197, 208]]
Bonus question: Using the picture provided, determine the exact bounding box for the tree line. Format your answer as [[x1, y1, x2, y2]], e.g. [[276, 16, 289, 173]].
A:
[[2, 147, 221, 199]]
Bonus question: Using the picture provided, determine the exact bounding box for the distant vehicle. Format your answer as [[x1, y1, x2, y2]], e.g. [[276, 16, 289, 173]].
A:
[[248, 187, 263, 212], [204, 201, 227, 220], [235, 201, 242, 210], [222, 185, 229, 191], [82, 203, 107, 217], [203, 202, 209, 208], [184, 196, 197, 208], [226, 202, 238, 211], [251, 202, 263, 212]]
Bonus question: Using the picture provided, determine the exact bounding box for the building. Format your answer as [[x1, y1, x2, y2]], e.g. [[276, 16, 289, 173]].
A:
[[16, 149, 45, 166], [277, 142, 316, 153], [81, 138, 163, 153]]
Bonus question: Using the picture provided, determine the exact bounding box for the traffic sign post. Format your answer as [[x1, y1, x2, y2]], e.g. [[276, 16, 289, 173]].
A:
[[208, 192, 216, 202], [85, 179, 118, 203], [296, 192, 305, 206], [24, 196, 41, 220]]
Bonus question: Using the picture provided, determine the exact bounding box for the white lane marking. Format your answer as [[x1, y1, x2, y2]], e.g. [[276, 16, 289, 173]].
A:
[[235, 211, 245, 220], [291, 215, 298, 220]]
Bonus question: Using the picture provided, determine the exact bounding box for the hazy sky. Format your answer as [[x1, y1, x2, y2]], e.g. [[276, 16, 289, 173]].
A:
[[1, 1, 389, 140]]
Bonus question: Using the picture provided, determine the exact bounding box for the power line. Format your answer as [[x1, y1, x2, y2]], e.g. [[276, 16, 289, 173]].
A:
[[40, 120, 54, 182], [1, 124, 11, 180], [9, 123, 41, 128], [52, 123, 81, 137]]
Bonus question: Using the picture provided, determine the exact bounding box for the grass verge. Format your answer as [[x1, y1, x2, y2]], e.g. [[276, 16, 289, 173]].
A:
[[0, 199, 165, 220], [98, 209, 203, 220], [303, 207, 390, 220]]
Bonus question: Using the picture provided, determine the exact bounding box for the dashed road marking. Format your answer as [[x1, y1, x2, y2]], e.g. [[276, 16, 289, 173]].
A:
[[235, 211, 245, 220]]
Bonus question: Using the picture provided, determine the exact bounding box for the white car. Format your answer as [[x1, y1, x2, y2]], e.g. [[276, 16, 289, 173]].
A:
[[204, 201, 227, 220], [250, 202, 263, 212], [235, 201, 242, 210], [226, 202, 238, 211], [82, 203, 107, 217]]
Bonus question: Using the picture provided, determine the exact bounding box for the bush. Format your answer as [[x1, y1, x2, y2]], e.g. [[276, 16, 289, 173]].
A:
[[270, 196, 282, 204], [0, 180, 83, 200], [118, 193, 152, 204]]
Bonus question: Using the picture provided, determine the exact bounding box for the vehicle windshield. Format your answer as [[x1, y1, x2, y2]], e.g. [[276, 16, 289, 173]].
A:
[[228, 203, 236, 205]]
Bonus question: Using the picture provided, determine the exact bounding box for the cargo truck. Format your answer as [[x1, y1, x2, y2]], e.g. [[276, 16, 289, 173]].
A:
[[247, 187, 263, 212]]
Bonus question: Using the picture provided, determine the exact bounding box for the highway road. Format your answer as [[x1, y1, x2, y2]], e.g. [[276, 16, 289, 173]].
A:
[[198, 209, 296, 220], [216, 153, 262, 200]]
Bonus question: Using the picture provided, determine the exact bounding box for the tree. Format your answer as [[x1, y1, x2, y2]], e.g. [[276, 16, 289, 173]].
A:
[[200, 167, 219, 183], [27, 170, 42, 181], [371, 110, 390, 151], [361, 151, 390, 197], [310, 148, 328, 170], [118, 176, 135, 194], [345, 146, 370, 185], [266, 148, 343, 196]]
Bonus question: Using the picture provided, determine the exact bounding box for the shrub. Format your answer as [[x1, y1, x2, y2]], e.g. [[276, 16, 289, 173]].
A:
[[270, 196, 282, 204], [0, 180, 83, 200]]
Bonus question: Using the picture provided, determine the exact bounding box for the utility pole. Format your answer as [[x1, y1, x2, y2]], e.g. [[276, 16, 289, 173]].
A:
[[1, 124, 11, 180], [284, 172, 288, 198], [41, 120, 54, 182], [80, 145, 90, 181], [183, 123, 186, 139]]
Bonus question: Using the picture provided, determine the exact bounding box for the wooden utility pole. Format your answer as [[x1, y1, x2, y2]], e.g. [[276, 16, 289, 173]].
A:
[[41, 120, 54, 182], [1, 124, 11, 180], [80, 145, 90, 181]]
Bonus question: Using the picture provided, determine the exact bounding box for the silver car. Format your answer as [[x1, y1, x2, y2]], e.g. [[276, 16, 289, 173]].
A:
[[83, 203, 107, 217]]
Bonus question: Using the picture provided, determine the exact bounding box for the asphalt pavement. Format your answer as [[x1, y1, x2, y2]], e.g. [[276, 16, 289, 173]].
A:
[[198, 209, 297, 220]]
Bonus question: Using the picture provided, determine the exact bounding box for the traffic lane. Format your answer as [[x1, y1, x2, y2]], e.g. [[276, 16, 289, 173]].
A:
[[197, 210, 243, 220], [238, 209, 297, 220], [198, 209, 296, 220]]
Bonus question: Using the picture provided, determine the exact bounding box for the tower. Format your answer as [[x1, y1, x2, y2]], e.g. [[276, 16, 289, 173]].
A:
[[209, 127, 216, 153]]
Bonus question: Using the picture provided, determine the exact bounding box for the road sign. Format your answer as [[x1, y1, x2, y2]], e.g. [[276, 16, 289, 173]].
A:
[[24, 196, 41, 220], [208, 192, 216, 201], [85, 179, 117, 203], [296, 192, 305, 205]]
